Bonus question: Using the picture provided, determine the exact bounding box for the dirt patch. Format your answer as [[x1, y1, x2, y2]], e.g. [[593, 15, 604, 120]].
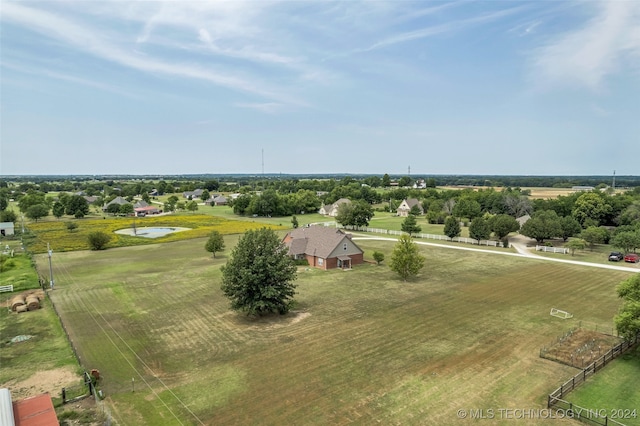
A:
[[541, 328, 622, 368], [243, 311, 311, 330], [3, 366, 80, 399]]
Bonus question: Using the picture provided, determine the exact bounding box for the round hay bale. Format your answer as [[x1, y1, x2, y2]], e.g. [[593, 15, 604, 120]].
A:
[[15, 304, 28, 313], [25, 296, 40, 311], [10, 295, 25, 311]]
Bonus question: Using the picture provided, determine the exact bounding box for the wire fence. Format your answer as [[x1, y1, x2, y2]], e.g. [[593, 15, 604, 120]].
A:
[[547, 331, 640, 407], [549, 398, 627, 426]]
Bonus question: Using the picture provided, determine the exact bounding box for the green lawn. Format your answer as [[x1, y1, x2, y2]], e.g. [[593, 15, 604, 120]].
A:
[[35, 236, 634, 425], [0, 250, 80, 405], [568, 345, 640, 426]]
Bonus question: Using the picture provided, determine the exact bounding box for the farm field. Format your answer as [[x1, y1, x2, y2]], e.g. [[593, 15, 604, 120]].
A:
[[33, 236, 635, 425]]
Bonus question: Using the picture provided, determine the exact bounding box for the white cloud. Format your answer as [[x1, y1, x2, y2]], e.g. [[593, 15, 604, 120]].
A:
[[359, 6, 526, 52], [529, 1, 640, 90], [234, 102, 283, 114], [1, 2, 303, 105]]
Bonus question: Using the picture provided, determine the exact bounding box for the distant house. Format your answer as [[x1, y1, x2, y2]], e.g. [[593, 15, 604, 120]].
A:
[[319, 198, 351, 217], [212, 195, 228, 206], [203, 195, 228, 205], [413, 179, 427, 189], [572, 186, 595, 191], [83, 196, 98, 204], [102, 196, 130, 211], [283, 226, 364, 270], [135, 206, 161, 216], [0, 222, 14, 237], [133, 200, 149, 209], [397, 198, 423, 217], [516, 214, 531, 227], [182, 189, 204, 199]]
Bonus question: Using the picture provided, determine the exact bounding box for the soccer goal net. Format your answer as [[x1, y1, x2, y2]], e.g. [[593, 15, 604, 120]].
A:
[[550, 308, 573, 319]]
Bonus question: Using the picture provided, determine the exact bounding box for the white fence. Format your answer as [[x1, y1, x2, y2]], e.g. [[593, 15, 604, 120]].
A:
[[0, 285, 14, 293], [311, 222, 501, 247], [536, 245, 569, 254]]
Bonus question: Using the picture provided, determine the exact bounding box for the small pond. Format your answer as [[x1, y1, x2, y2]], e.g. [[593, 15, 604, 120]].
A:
[[114, 227, 191, 239]]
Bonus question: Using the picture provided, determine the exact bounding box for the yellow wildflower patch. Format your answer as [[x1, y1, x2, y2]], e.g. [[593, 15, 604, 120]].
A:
[[25, 214, 285, 253]]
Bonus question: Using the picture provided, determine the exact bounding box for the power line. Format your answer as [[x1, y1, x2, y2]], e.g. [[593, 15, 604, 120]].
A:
[[42, 238, 205, 425]]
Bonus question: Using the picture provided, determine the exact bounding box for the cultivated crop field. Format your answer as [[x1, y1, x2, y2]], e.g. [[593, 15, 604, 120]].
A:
[[35, 237, 633, 425]]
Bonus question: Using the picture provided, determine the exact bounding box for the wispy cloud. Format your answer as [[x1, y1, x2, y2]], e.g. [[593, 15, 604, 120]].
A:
[[529, 0, 640, 90], [234, 102, 283, 114], [359, 6, 527, 53], [1, 2, 303, 105], [1, 61, 140, 99]]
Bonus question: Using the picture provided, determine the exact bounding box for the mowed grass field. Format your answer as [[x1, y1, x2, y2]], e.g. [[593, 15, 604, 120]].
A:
[[35, 237, 634, 425], [567, 345, 640, 426]]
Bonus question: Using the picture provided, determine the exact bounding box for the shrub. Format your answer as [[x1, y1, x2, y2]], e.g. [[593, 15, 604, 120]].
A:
[[87, 231, 111, 250]]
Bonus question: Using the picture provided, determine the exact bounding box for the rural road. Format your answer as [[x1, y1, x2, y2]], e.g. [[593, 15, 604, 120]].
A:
[[352, 233, 640, 273]]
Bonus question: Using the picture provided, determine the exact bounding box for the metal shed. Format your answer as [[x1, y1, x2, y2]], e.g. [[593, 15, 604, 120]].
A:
[[0, 388, 15, 426], [0, 222, 14, 237]]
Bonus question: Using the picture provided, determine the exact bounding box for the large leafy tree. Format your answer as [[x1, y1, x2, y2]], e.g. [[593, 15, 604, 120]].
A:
[[619, 201, 640, 226], [401, 214, 421, 236], [25, 204, 49, 222], [611, 231, 640, 254], [614, 274, 640, 340], [17, 192, 47, 213], [558, 216, 582, 242], [572, 192, 612, 227], [520, 210, 562, 243], [336, 200, 374, 228], [489, 214, 520, 242], [65, 195, 89, 217], [452, 197, 481, 220], [52, 201, 66, 219], [119, 203, 134, 215], [221, 228, 297, 316], [390, 234, 425, 281], [580, 226, 609, 250], [443, 216, 461, 240], [205, 231, 225, 258], [469, 216, 491, 243]]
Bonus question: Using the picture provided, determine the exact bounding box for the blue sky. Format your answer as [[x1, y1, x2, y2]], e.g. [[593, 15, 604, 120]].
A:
[[1, 1, 639, 176]]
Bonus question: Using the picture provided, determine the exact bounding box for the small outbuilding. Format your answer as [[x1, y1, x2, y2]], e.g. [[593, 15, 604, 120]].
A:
[[0, 389, 59, 426], [0, 222, 15, 237]]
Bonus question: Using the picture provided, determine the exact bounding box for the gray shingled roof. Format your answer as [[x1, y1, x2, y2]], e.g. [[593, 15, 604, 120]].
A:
[[285, 226, 359, 258]]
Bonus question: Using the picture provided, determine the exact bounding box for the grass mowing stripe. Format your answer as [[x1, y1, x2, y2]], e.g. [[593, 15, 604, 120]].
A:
[[51, 254, 203, 425]]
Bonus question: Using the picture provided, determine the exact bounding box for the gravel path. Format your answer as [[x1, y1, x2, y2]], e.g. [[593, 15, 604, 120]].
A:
[[352, 233, 640, 273]]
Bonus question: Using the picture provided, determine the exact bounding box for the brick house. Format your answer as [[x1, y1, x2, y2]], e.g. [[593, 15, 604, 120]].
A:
[[283, 226, 364, 270]]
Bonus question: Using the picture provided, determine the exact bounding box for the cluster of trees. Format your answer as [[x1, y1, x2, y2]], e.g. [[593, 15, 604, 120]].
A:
[[231, 189, 322, 217]]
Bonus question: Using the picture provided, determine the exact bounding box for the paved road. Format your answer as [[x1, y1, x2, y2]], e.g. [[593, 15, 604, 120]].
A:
[[352, 233, 640, 274]]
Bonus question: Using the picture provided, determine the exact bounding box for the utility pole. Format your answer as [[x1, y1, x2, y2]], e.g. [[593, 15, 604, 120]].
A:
[[612, 170, 616, 191], [21, 214, 25, 234], [47, 243, 55, 290]]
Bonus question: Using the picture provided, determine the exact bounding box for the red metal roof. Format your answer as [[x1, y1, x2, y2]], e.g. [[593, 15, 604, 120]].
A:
[[12, 393, 58, 426]]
